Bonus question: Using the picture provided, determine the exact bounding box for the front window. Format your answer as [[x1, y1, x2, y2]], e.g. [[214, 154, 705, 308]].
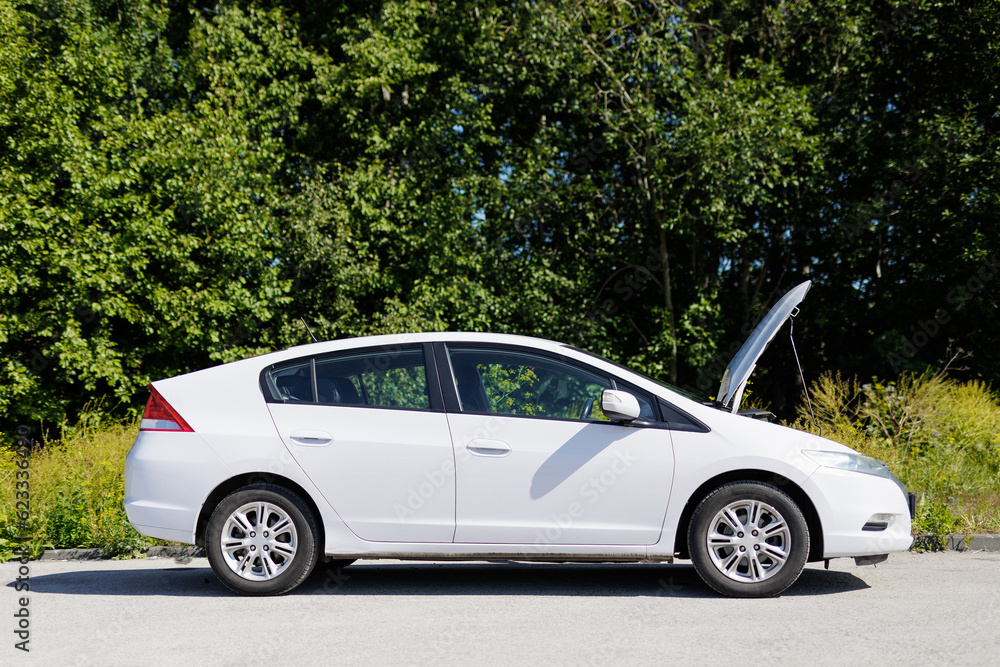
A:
[[448, 347, 613, 421]]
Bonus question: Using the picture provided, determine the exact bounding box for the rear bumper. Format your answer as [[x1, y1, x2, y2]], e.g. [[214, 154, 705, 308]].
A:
[[124, 431, 234, 544]]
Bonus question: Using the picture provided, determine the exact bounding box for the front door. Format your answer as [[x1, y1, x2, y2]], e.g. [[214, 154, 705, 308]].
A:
[[444, 346, 674, 546]]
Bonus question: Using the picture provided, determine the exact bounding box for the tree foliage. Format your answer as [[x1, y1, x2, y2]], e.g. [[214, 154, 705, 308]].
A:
[[1, 0, 997, 430]]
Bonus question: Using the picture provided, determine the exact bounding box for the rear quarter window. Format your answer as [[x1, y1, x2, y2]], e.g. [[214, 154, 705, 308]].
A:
[[263, 348, 431, 411]]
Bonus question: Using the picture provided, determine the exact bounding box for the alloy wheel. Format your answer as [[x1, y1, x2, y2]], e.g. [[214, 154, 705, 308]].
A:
[[219, 501, 299, 582], [705, 498, 791, 583]]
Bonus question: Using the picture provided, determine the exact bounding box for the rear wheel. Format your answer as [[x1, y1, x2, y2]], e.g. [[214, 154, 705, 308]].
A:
[[688, 481, 809, 598], [206, 484, 320, 596]]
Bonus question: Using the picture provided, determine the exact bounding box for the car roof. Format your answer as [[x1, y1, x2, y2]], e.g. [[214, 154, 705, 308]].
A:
[[272, 331, 569, 362]]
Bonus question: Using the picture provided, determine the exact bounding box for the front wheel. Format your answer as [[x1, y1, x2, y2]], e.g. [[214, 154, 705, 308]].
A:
[[206, 484, 321, 596], [688, 481, 809, 598]]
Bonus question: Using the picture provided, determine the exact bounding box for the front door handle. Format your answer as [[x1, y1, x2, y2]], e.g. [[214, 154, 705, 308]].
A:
[[467, 439, 511, 456], [290, 430, 333, 446]]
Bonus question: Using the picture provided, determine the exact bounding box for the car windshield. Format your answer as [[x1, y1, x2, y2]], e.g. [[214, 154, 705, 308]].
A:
[[562, 345, 710, 404]]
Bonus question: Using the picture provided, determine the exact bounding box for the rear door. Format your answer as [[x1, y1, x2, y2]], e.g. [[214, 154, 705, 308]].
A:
[[265, 344, 455, 543]]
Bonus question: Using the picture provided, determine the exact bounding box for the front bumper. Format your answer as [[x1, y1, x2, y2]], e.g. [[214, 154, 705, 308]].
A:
[[803, 465, 915, 558]]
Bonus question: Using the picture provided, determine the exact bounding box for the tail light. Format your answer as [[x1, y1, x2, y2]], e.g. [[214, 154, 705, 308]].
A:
[[139, 385, 194, 432]]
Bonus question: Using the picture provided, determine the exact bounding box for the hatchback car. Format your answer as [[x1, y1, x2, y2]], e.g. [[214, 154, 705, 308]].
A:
[[125, 280, 914, 597]]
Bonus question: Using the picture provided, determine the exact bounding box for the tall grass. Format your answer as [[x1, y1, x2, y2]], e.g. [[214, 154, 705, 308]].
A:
[[792, 371, 1000, 540], [0, 409, 154, 561]]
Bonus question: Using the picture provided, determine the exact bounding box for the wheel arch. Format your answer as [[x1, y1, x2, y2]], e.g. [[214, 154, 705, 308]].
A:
[[195, 472, 326, 549], [673, 469, 824, 562]]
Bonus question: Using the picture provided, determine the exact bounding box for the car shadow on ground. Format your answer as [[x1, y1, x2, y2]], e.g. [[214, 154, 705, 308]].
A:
[[299, 561, 870, 598], [15, 560, 870, 598], [12, 562, 229, 597]]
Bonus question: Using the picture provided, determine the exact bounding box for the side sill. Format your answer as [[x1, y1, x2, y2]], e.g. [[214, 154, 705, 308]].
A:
[[323, 551, 673, 564]]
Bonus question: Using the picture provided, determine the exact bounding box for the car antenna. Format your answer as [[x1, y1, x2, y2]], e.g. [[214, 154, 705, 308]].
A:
[[789, 313, 820, 435], [300, 317, 319, 343]]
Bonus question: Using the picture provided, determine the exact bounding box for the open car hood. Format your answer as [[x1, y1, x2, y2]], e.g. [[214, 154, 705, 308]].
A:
[[718, 280, 812, 412]]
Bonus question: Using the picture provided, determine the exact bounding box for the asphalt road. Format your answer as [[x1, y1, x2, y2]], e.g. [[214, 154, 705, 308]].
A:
[[3, 551, 999, 665]]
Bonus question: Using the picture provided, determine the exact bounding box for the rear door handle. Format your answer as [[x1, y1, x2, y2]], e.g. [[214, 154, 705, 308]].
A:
[[290, 430, 333, 446], [467, 439, 511, 456]]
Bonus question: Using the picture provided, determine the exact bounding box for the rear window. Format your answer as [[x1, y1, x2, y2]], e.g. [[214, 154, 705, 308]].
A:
[[315, 350, 429, 410], [264, 348, 430, 411]]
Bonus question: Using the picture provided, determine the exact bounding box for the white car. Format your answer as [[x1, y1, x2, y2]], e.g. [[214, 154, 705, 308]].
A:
[[124, 281, 914, 597]]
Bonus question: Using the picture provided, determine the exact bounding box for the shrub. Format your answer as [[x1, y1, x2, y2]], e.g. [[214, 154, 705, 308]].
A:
[[793, 371, 1000, 543], [0, 407, 155, 561], [45, 488, 92, 548]]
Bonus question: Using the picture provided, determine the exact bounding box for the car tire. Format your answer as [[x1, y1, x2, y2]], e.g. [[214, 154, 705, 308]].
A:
[[688, 481, 809, 598], [206, 484, 321, 596]]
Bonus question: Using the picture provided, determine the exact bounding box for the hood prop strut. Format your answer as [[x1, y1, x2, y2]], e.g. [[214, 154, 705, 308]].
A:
[[789, 315, 820, 435]]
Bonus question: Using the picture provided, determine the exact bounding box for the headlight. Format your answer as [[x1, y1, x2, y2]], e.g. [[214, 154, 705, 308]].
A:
[[802, 450, 892, 479]]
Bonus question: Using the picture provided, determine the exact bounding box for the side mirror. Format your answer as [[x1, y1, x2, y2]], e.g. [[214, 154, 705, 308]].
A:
[[601, 389, 641, 422]]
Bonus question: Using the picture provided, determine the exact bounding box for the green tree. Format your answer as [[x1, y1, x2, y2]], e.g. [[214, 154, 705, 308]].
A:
[[0, 1, 314, 426], [2, 0, 998, 430]]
